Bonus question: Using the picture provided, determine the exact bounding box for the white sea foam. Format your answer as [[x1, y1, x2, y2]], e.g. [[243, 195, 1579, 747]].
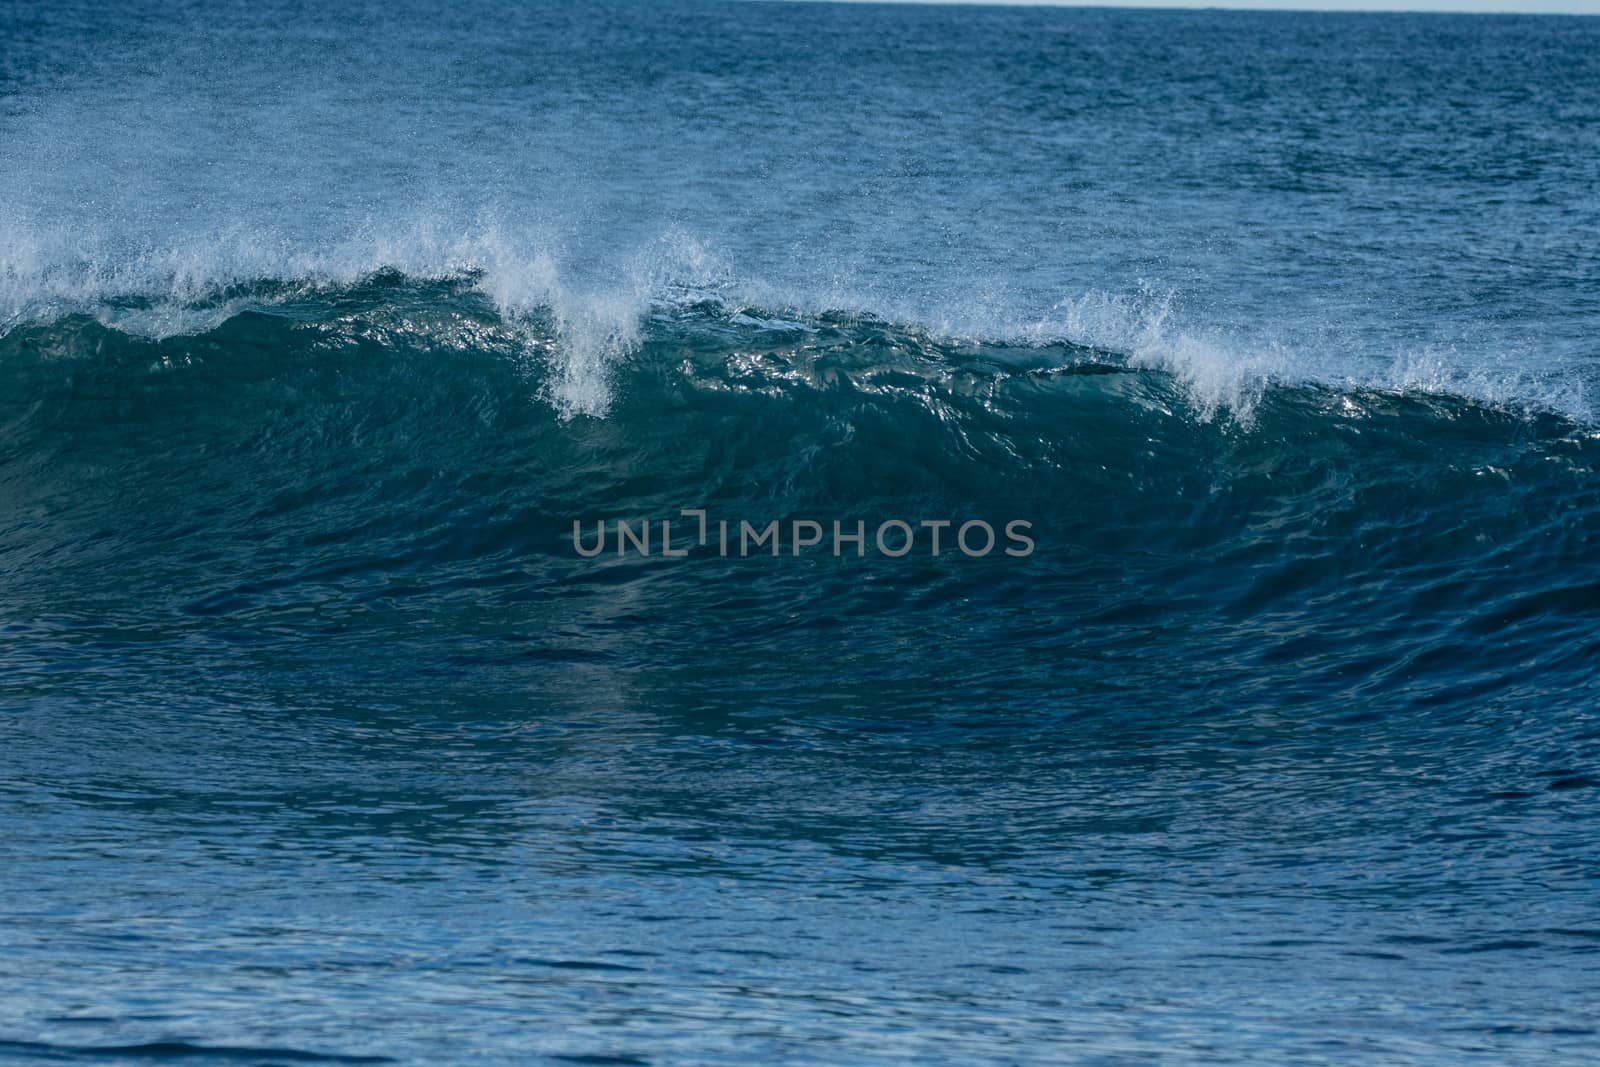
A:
[[0, 214, 1589, 426], [0, 215, 734, 418]]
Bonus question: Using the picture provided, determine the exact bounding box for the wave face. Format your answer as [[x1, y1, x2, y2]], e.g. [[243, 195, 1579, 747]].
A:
[[4, 2, 1600, 1065], [3, 276, 1596, 706]]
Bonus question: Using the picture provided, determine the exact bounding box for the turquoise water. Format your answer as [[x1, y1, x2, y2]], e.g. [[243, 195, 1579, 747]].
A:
[[2, 2, 1599, 1064]]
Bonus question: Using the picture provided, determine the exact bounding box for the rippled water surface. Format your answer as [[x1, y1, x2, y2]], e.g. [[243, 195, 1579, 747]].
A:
[[2, 2, 1599, 1064]]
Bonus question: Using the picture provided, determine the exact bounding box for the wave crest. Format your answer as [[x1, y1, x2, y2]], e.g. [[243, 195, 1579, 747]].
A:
[[0, 242, 1591, 427]]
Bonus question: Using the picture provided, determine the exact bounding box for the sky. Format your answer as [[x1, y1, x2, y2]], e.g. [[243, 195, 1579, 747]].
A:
[[854, 1, 1600, 11]]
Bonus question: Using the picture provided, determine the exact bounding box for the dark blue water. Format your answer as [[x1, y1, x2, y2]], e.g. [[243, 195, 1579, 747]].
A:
[[3, 2, 1600, 1063]]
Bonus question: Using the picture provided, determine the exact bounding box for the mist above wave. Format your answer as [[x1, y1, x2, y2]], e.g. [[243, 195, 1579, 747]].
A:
[[3, 223, 1588, 430]]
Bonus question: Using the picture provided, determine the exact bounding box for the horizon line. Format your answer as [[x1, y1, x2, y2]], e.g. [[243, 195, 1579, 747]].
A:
[[768, 1, 1600, 15]]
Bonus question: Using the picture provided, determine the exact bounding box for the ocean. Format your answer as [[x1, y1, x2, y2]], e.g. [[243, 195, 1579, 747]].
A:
[[2, 0, 1598, 1063]]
